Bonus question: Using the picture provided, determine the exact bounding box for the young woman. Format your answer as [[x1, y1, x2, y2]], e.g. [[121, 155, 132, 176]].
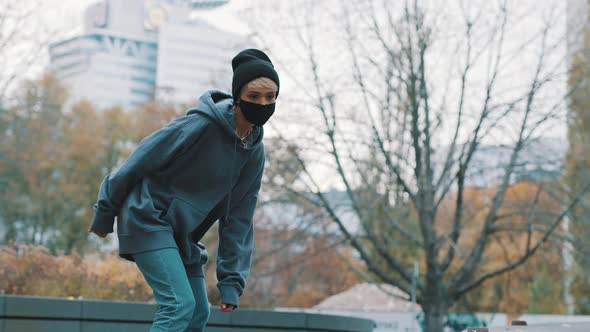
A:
[[88, 48, 279, 332]]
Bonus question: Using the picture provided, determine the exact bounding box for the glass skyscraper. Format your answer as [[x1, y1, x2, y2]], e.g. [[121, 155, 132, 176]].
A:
[[49, 0, 243, 108]]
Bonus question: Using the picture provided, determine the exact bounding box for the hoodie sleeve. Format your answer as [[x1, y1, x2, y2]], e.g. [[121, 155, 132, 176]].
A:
[[90, 121, 188, 234], [216, 152, 264, 308]]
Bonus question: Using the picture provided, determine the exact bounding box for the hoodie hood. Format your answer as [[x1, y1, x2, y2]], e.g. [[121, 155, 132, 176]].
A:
[[188, 90, 263, 150]]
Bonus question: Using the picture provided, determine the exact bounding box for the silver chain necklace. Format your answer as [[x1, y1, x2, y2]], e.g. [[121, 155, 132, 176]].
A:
[[238, 129, 251, 148], [233, 106, 252, 148]]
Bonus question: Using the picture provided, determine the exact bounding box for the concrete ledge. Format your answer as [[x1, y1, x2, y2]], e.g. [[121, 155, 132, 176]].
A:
[[0, 295, 375, 332], [4, 295, 81, 319], [467, 322, 590, 332], [308, 312, 374, 332], [81, 298, 157, 321], [227, 309, 307, 329]]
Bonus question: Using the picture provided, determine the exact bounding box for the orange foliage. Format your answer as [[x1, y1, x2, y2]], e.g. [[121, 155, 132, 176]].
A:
[[0, 244, 153, 302], [198, 223, 364, 308], [283, 288, 327, 307], [131, 101, 186, 142], [436, 182, 565, 315], [240, 229, 364, 308]]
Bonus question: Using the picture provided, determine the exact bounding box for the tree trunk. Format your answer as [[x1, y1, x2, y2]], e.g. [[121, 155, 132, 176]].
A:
[[423, 299, 447, 332]]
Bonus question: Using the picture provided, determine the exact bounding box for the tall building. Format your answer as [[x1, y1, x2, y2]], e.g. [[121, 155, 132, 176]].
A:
[[48, 0, 245, 109]]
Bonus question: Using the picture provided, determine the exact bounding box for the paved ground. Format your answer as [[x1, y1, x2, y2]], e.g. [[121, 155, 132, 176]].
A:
[[467, 322, 590, 331]]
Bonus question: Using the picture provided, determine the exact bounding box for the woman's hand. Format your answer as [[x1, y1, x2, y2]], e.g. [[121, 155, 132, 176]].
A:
[[219, 304, 236, 312], [88, 228, 108, 238]]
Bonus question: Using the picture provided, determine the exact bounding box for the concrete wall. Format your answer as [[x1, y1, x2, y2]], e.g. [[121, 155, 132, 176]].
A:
[[517, 313, 590, 325], [0, 295, 375, 332]]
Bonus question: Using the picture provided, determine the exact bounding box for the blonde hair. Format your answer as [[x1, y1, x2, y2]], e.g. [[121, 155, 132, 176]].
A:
[[245, 77, 278, 91]]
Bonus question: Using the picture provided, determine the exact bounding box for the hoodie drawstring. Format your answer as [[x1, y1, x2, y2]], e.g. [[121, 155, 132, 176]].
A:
[[225, 137, 238, 223]]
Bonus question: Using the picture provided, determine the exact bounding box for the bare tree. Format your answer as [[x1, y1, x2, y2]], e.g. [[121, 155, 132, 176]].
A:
[[0, 0, 61, 103], [245, 0, 590, 330]]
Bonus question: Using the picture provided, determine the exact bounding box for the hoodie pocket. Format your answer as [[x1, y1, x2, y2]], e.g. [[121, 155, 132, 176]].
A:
[[162, 197, 206, 233], [162, 197, 208, 266]]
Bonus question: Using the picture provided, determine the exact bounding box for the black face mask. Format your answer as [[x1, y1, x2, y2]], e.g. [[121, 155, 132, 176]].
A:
[[237, 100, 275, 126]]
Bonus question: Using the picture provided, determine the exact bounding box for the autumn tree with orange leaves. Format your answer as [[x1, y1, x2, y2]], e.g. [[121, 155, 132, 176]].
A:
[[441, 182, 566, 317]]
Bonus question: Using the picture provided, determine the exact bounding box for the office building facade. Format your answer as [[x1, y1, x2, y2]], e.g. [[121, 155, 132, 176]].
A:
[[49, 0, 243, 108]]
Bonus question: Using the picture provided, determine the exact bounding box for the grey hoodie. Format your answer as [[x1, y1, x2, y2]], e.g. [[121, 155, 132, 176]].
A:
[[90, 90, 264, 307]]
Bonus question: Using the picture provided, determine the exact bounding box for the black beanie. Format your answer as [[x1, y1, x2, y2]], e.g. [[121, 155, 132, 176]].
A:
[[231, 48, 280, 101]]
